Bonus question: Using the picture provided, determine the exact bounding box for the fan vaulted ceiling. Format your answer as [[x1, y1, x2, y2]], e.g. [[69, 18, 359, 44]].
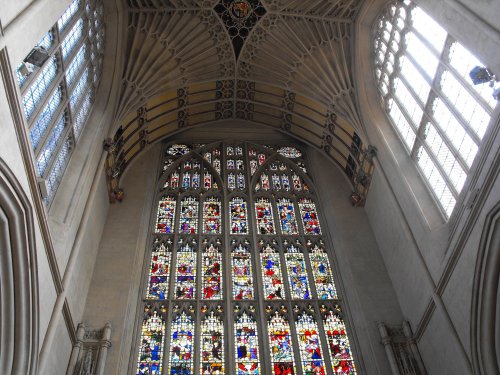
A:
[[117, 0, 363, 127], [106, 0, 374, 203]]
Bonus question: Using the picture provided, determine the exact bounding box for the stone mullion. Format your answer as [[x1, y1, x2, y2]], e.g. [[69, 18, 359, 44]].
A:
[[246, 145, 273, 374], [221, 142, 236, 375]]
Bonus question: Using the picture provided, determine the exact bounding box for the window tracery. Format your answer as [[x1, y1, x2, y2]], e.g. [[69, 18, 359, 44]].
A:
[[135, 142, 358, 374], [16, 0, 105, 205], [374, 0, 498, 218]]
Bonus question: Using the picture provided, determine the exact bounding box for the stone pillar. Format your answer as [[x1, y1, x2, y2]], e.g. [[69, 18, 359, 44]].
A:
[[66, 323, 112, 375], [378, 322, 401, 375], [378, 321, 427, 375]]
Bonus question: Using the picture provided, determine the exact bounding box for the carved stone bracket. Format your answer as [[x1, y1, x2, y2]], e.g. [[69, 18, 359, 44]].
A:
[[66, 323, 112, 375], [378, 321, 427, 375]]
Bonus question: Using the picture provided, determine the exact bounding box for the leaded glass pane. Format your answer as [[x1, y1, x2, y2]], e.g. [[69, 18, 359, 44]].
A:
[[179, 197, 199, 234], [22, 56, 58, 119], [298, 199, 321, 236], [277, 198, 299, 235], [168, 312, 195, 374], [268, 312, 297, 375], [203, 197, 222, 235], [174, 243, 196, 299], [296, 313, 326, 375], [309, 244, 337, 300], [260, 242, 285, 300], [30, 87, 62, 150], [255, 198, 275, 235], [58, 0, 81, 31], [232, 242, 254, 300], [230, 197, 249, 235], [202, 242, 223, 300], [235, 312, 261, 374], [155, 196, 176, 234], [136, 310, 166, 375], [324, 308, 357, 374], [61, 18, 84, 60], [200, 312, 225, 374], [146, 240, 172, 300], [285, 244, 311, 300], [36, 114, 66, 176]]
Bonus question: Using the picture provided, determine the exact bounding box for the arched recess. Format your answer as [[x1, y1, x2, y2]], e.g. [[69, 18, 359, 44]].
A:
[[471, 202, 500, 375], [103, 81, 376, 204], [0, 158, 39, 375]]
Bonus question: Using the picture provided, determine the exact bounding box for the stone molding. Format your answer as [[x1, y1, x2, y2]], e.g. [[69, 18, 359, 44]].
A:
[[471, 202, 500, 375], [0, 157, 39, 375]]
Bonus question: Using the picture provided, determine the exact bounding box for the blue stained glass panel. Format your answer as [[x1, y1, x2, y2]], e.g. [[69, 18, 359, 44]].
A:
[[235, 312, 261, 374], [136, 311, 166, 375], [168, 312, 194, 375]]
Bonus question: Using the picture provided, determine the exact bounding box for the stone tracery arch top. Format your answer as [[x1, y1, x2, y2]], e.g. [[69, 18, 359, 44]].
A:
[[133, 140, 360, 374]]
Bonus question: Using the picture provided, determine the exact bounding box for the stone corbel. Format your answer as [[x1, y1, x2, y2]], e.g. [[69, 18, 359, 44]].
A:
[[67, 323, 112, 375]]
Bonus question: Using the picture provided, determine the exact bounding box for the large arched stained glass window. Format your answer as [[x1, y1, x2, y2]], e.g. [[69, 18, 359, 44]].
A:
[[135, 142, 358, 374], [374, 0, 498, 218], [16, 0, 105, 205]]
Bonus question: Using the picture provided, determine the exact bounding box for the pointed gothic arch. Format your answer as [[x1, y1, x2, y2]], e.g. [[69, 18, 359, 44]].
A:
[[0, 158, 39, 375]]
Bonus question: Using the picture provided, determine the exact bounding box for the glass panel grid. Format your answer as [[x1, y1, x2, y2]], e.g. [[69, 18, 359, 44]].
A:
[[374, 0, 497, 218], [36, 114, 66, 177], [22, 56, 58, 119], [137, 142, 357, 374], [61, 18, 84, 60], [66, 44, 87, 86], [18, 0, 104, 206], [58, 0, 81, 31], [30, 87, 62, 150], [44, 136, 72, 204]]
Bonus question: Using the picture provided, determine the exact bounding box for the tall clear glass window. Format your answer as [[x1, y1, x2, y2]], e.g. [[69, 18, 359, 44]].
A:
[[16, 0, 105, 205], [374, 0, 498, 218]]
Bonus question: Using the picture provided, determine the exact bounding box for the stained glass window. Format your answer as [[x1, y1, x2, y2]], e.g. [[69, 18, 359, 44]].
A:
[[232, 242, 254, 300], [146, 240, 172, 300], [168, 311, 195, 374], [136, 309, 166, 375], [137, 142, 358, 373], [155, 196, 176, 233], [296, 313, 326, 374], [179, 197, 199, 234], [277, 198, 299, 235], [260, 242, 285, 300], [203, 197, 222, 234], [309, 243, 337, 300], [277, 146, 302, 159], [200, 311, 225, 374], [17, 0, 104, 205], [230, 197, 249, 235], [285, 244, 311, 300], [298, 199, 321, 235], [255, 198, 275, 235], [235, 311, 261, 374], [174, 243, 196, 299], [202, 242, 223, 300], [323, 308, 357, 374], [268, 312, 297, 375]]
